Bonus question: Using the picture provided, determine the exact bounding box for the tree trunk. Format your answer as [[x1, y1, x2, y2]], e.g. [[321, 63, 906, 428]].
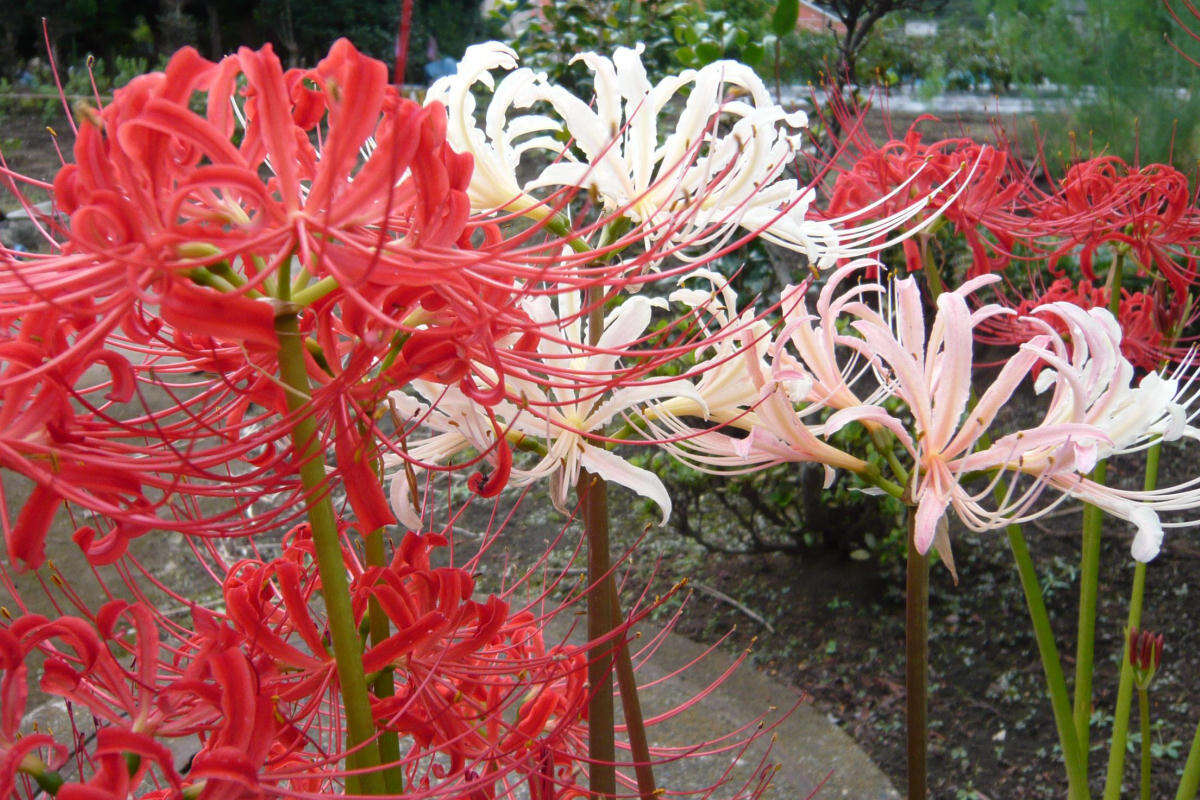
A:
[[207, 3, 222, 60]]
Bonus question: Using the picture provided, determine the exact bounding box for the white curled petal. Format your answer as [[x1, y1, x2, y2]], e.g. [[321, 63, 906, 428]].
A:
[[389, 470, 425, 530], [579, 445, 672, 523], [1129, 506, 1164, 562]]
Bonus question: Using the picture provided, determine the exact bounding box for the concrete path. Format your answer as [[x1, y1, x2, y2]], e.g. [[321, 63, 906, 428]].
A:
[[622, 620, 900, 800]]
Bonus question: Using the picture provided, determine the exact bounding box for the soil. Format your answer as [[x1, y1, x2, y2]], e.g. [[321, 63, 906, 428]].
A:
[[4, 104, 1198, 800], [632, 492, 1200, 800]]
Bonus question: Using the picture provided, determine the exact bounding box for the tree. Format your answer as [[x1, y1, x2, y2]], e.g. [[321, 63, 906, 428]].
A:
[[813, 0, 948, 88]]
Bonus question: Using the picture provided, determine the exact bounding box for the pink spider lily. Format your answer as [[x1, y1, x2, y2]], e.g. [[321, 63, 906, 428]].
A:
[[835, 269, 1200, 562], [634, 269, 874, 481]]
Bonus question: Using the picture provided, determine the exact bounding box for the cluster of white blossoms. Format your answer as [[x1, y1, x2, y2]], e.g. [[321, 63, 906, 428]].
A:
[[393, 44, 1200, 564], [427, 42, 942, 269]]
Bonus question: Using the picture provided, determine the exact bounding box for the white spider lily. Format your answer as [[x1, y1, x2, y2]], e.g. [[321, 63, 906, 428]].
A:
[[387, 293, 701, 527], [425, 42, 888, 267], [425, 42, 559, 216]]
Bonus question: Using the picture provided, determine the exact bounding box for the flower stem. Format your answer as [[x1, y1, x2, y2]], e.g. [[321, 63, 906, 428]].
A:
[[610, 586, 658, 800], [1102, 436, 1156, 800], [918, 233, 945, 300], [544, 213, 599, 255], [1006, 522, 1091, 799], [1101, 562, 1147, 800], [291, 276, 341, 307], [580, 470, 617, 800], [906, 507, 929, 800], [275, 310, 386, 796], [1139, 686, 1152, 800], [364, 526, 404, 795], [1176, 718, 1200, 800], [1075, 465, 1105, 764]]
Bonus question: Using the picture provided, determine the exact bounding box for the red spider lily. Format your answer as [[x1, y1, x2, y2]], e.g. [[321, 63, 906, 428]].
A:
[[1025, 156, 1200, 293], [2, 495, 786, 800], [221, 522, 591, 779], [0, 39, 482, 564], [31, 41, 472, 328], [814, 100, 1028, 276], [0, 38, 742, 568]]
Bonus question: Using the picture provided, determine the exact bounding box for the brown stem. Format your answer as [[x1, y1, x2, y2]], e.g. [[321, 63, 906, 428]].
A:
[[581, 471, 617, 800], [610, 587, 658, 800], [906, 508, 929, 800]]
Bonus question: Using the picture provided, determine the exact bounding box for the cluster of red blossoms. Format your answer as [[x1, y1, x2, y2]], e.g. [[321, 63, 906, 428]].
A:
[[0, 35, 668, 569], [0, 39, 768, 800], [816, 104, 1200, 370], [2, 526, 590, 800]]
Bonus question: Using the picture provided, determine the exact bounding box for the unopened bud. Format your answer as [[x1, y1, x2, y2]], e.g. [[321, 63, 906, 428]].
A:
[[1128, 627, 1164, 689]]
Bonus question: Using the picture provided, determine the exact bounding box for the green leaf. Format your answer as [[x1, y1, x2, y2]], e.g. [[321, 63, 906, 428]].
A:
[[770, 0, 799, 37], [695, 40, 723, 63], [743, 41, 765, 64], [674, 45, 698, 65]]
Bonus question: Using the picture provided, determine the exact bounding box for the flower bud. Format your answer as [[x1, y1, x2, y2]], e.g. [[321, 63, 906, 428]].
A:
[[1128, 627, 1164, 690]]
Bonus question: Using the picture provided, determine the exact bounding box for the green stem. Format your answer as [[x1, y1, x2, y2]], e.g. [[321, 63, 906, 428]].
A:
[[544, 213, 596, 255], [1007, 522, 1091, 798], [870, 428, 909, 485], [859, 462, 906, 500], [187, 266, 239, 294], [1101, 562, 1147, 800], [1176, 718, 1200, 800], [906, 507, 929, 800], [364, 526, 404, 795], [1075, 461, 1106, 763], [291, 276, 341, 307], [1102, 439, 1156, 800], [1139, 687, 1152, 800], [18, 758, 65, 796], [275, 310, 386, 796], [918, 234, 945, 300]]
